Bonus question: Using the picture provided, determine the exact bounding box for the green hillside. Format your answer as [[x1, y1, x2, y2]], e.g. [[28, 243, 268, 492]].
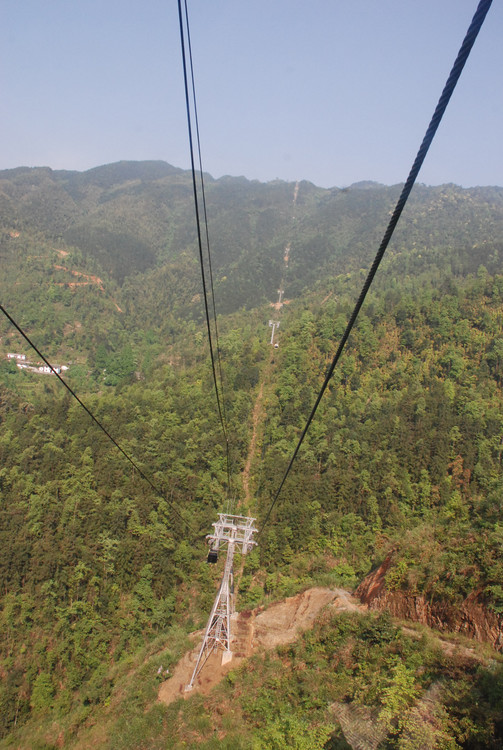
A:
[[1, 162, 503, 748]]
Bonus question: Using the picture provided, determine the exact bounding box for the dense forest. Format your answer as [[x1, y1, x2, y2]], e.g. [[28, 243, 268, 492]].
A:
[[1, 162, 503, 748]]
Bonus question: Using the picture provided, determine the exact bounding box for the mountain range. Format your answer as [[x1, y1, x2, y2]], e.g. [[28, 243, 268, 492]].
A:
[[1, 161, 503, 748]]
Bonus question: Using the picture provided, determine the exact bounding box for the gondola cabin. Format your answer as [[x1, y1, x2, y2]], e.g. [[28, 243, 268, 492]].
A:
[[207, 549, 218, 564]]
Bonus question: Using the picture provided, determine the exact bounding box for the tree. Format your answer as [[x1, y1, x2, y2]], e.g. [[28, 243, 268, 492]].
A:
[[378, 661, 419, 735]]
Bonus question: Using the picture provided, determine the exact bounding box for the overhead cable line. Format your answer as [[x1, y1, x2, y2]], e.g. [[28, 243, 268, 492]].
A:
[[182, 0, 233, 503], [0, 303, 196, 534], [260, 0, 493, 534], [178, 0, 233, 503], [182, 0, 228, 424]]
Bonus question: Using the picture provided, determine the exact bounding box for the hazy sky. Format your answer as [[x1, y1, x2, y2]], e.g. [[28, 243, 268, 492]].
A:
[[1, 1, 501, 188]]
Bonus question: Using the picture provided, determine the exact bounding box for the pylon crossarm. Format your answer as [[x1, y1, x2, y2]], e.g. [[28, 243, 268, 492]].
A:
[[207, 513, 258, 554]]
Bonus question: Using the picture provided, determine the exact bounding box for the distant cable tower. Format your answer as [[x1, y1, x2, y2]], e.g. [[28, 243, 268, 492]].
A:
[[186, 514, 257, 691], [269, 319, 280, 346]]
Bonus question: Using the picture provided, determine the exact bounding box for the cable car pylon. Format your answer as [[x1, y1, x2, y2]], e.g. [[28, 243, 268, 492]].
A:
[[186, 513, 257, 691]]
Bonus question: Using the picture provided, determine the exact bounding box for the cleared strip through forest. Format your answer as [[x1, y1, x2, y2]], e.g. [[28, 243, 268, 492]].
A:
[[240, 181, 299, 507]]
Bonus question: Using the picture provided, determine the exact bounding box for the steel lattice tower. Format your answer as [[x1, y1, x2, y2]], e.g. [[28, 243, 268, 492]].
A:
[[186, 514, 257, 691]]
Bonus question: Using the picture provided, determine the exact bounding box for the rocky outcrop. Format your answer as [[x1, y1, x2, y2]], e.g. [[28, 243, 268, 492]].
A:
[[356, 556, 503, 651]]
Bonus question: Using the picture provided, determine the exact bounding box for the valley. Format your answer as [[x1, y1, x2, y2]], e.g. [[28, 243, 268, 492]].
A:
[[1, 161, 503, 747]]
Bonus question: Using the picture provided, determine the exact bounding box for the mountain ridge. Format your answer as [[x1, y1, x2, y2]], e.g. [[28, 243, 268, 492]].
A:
[[1, 160, 503, 748]]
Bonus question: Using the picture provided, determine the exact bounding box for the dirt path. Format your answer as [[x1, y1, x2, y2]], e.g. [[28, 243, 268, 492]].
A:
[[242, 180, 299, 506], [293, 180, 299, 204], [53, 264, 124, 312], [400, 626, 486, 662], [242, 379, 266, 506]]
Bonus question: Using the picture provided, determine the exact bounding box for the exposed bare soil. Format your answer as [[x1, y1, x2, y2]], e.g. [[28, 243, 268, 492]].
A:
[[53, 265, 105, 291], [158, 587, 358, 706], [357, 554, 503, 651], [52, 264, 124, 312], [158, 579, 495, 708]]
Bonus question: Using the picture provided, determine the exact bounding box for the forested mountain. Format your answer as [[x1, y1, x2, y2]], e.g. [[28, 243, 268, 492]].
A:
[[1, 162, 503, 748]]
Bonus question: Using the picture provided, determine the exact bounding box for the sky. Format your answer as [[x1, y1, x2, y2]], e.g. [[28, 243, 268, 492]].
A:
[[1, 0, 501, 189]]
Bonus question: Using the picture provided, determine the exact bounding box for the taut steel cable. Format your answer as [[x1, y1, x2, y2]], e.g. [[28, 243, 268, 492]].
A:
[[260, 0, 493, 533]]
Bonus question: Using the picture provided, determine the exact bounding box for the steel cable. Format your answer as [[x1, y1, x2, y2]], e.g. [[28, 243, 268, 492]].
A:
[[178, 0, 234, 502], [260, 0, 493, 534], [0, 303, 195, 534]]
